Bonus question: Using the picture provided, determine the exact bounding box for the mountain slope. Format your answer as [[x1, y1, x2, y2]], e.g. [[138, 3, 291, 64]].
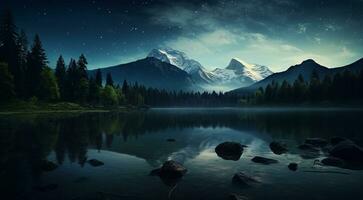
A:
[[148, 48, 273, 91], [230, 58, 363, 95], [88, 57, 198, 91], [147, 48, 215, 85], [210, 58, 273, 90]]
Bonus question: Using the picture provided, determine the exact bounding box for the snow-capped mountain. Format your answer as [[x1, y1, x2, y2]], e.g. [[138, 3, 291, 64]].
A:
[[147, 47, 273, 91], [147, 48, 215, 85], [225, 58, 272, 81], [210, 58, 273, 89]]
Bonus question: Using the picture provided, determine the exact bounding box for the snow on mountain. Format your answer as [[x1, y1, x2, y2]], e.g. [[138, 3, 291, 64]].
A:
[[147, 48, 215, 84], [147, 47, 273, 91], [225, 58, 273, 81]]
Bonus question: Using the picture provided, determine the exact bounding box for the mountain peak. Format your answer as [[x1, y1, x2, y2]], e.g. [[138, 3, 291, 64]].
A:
[[147, 47, 204, 73], [301, 59, 318, 65]]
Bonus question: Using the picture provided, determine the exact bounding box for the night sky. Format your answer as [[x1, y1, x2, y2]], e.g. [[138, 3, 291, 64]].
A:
[[2, 0, 363, 71]]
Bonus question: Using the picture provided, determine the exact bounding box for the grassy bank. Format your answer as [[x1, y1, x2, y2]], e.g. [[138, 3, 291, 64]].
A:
[[0, 100, 142, 115]]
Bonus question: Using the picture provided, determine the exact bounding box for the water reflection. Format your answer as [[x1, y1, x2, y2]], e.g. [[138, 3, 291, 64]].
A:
[[1, 108, 363, 200]]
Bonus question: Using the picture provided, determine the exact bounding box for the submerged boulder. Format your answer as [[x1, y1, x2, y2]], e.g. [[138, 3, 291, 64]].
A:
[[321, 157, 345, 167], [251, 156, 278, 164], [87, 159, 104, 167], [41, 160, 58, 171], [215, 142, 244, 161], [330, 137, 348, 146], [305, 138, 328, 147], [269, 141, 288, 155], [150, 160, 187, 178], [232, 172, 260, 186], [288, 163, 298, 171], [298, 143, 320, 152], [329, 141, 363, 163]]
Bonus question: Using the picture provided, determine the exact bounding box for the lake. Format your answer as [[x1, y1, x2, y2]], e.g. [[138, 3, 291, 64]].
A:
[[1, 108, 363, 200]]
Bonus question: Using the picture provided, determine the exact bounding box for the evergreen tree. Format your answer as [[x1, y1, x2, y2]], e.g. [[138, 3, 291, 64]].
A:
[[88, 77, 101, 104], [55, 55, 66, 99], [106, 73, 114, 87], [65, 59, 78, 101], [309, 70, 321, 102], [321, 74, 332, 101], [0, 62, 15, 102], [15, 29, 28, 97], [26, 34, 48, 97], [102, 85, 118, 106], [38, 67, 60, 101], [122, 80, 129, 95], [0, 10, 24, 97], [95, 68, 102, 86], [77, 54, 88, 80]]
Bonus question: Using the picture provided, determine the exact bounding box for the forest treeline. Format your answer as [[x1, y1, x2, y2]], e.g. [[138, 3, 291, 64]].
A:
[[0, 10, 237, 107], [243, 69, 363, 105]]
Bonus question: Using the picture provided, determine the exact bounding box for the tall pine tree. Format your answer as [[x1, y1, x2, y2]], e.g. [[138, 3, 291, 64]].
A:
[[0, 10, 24, 97], [95, 68, 102, 86], [106, 73, 114, 87], [55, 55, 66, 99], [26, 34, 48, 98], [77, 54, 88, 80]]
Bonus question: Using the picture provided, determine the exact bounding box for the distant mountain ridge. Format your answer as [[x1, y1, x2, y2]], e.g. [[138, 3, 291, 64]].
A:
[[230, 58, 363, 95], [88, 57, 198, 91], [147, 47, 273, 91]]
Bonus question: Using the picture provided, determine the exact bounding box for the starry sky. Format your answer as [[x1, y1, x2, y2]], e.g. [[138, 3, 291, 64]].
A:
[[2, 0, 363, 71]]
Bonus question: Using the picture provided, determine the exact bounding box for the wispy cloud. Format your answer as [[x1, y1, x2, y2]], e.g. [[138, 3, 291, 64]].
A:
[[146, 0, 362, 71]]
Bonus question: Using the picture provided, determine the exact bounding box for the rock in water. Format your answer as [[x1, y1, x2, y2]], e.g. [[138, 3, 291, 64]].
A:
[[288, 163, 298, 171], [87, 159, 104, 167], [330, 137, 347, 146], [33, 184, 58, 192], [215, 142, 244, 161], [229, 193, 249, 200], [321, 157, 345, 167], [159, 160, 187, 178], [329, 141, 363, 163], [41, 160, 58, 171], [232, 172, 260, 186], [305, 138, 328, 147], [270, 141, 288, 155], [251, 156, 278, 164], [298, 143, 320, 152]]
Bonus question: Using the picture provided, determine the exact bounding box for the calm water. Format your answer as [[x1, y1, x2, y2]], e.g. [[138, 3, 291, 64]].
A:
[[1, 108, 363, 200]]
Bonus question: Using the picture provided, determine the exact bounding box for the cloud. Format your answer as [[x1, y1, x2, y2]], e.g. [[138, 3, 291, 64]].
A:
[[146, 0, 363, 71]]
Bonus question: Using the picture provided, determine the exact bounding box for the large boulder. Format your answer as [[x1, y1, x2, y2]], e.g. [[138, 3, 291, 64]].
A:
[[288, 163, 298, 171], [269, 141, 288, 155], [329, 141, 363, 163], [330, 137, 348, 146], [251, 156, 278, 164], [150, 160, 187, 178], [305, 138, 328, 147], [321, 157, 345, 167], [215, 142, 244, 161], [298, 143, 320, 152], [232, 172, 260, 186]]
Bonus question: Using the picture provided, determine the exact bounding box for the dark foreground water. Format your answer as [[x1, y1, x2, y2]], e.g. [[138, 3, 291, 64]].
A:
[[1, 108, 363, 200]]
